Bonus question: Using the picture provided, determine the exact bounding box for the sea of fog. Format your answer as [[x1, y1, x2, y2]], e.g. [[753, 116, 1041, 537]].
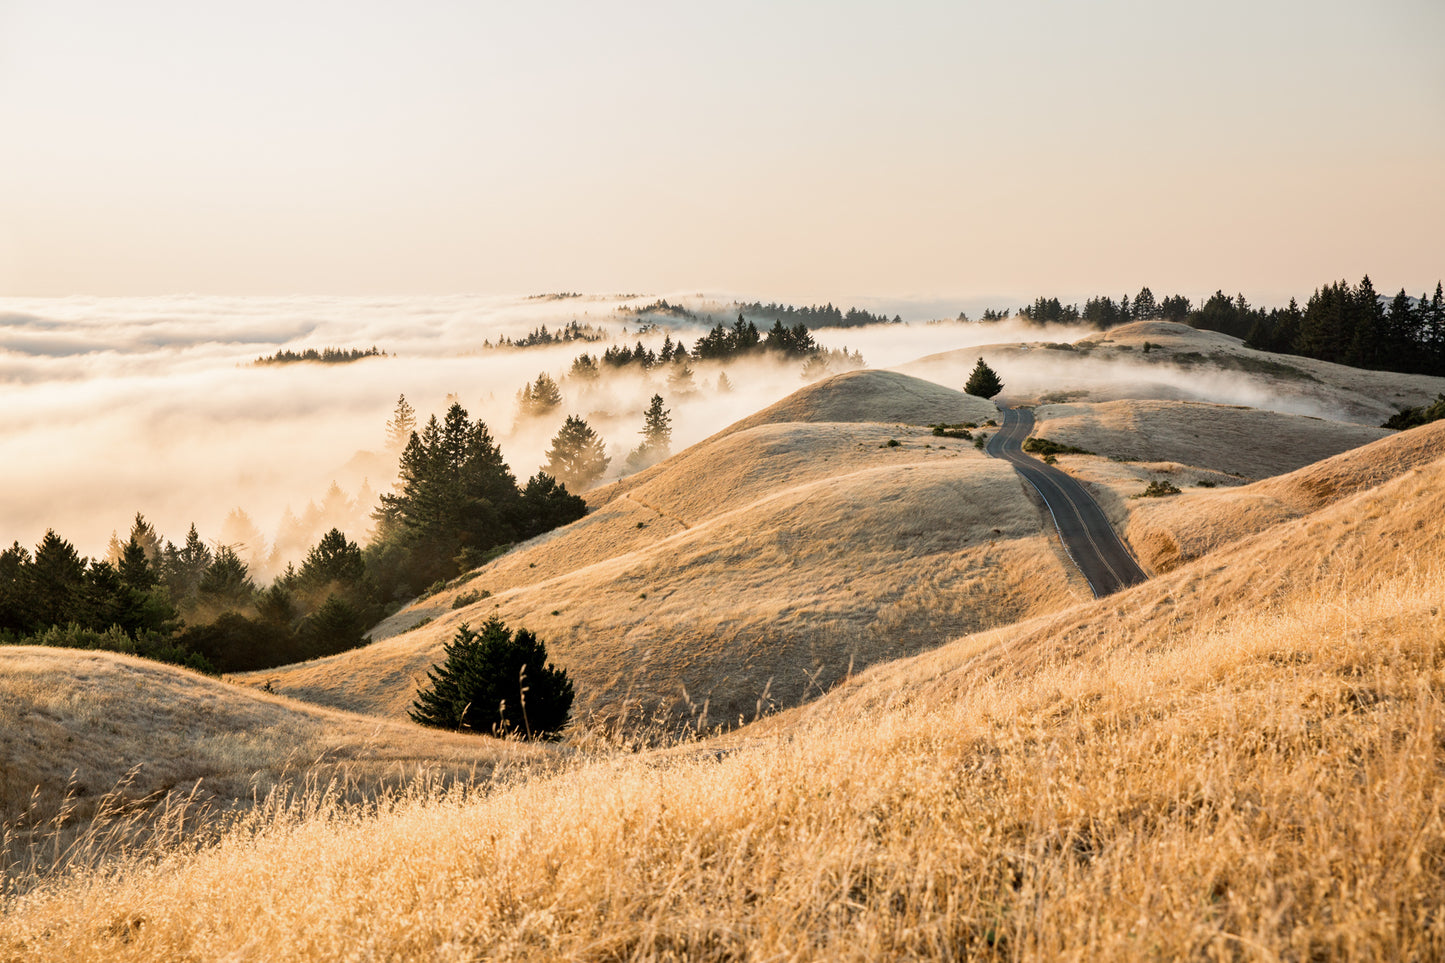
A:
[[8, 293, 1348, 577], [4, 293, 1074, 575]]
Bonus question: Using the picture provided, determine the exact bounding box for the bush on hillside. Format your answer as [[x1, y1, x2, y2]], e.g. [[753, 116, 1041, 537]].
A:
[[1140, 480, 1182, 497], [1023, 437, 1094, 457], [411, 616, 573, 739], [1383, 394, 1445, 431]]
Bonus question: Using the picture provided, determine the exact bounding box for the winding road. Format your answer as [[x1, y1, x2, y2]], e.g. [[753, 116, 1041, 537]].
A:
[[984, 406, 1148, 597]]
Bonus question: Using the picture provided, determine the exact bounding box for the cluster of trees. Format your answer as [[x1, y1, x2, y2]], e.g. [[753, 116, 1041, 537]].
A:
[[623, 299, 698, 321], [1, 516, 380, 674], [254, 346, 385, 365], [991, 276, 1445, 377], [482, 321, 608, 350], [559, 316, 866, 390], [4, 397, 602, 677], [1012, 289, 1192, 328], [368, 402, 587, 597], [1243, 279, 1444, 376], [733, 301, 901, 328], [516, 373, 564, 420]]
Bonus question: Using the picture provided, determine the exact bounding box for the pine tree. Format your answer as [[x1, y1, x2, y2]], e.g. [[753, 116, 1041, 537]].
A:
[[716, 371, 734, 394], [30, 530, 87, 628], [667, 361, 697, 396], [543, 415, 610, 491], [198, 546, 255, 611], [297, 528, 367, 593], [515, 472, 588, 540], [641, 394, 672, 451], [964, 358, 1003, 399], [625, 395, 673, 473], [385, 394, 417, 453], [1133, 287, 1158, 320], [410, 616, 573, 738], [517, 373, 564, 419]]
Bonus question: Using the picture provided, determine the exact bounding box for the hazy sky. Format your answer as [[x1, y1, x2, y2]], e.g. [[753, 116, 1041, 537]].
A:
[[1, 0, 1441, 304]]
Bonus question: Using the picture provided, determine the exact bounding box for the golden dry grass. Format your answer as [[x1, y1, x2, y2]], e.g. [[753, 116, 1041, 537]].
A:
[[1030, 399, 1390, 480], [252, 420, 1078, 726], [3, 445, 1442, 960], [1056, 419, 1445, 573], [0, 648, 544, 826]]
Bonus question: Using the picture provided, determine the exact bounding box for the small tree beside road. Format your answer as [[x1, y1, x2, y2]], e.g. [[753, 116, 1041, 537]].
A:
[[965, 358, 1004, 398]]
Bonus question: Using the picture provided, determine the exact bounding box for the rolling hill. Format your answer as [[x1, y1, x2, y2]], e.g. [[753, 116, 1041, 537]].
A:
[[245, 370, 1079, 726]]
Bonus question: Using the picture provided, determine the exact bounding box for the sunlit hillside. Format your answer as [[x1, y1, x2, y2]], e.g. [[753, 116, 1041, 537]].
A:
[[3, 401, 1442, 960], [0, 647, 543, 827], [900, 319, 1445, 425], [245, 370, 1078, 726]]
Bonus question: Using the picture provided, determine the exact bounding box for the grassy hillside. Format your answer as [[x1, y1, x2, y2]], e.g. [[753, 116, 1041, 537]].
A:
[[248, 410, 1079, 725], [0, 648, 542, 827], [898, 319, 1445, 426], [4, 419, 1442, 960], [1061, 418, 1445, 573]]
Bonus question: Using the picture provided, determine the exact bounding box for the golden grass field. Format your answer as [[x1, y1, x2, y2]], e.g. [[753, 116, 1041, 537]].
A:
[[4, 327, 1444, 960]]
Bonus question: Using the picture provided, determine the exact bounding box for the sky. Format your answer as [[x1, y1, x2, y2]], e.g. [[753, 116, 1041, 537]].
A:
[[0, 0, 1442, 306]]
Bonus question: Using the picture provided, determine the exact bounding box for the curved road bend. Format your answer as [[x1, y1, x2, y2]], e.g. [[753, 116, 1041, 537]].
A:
[[984, 406, 1148, 598]]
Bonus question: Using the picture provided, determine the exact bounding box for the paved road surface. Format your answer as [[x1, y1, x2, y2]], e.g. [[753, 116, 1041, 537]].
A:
[[984, 406, 1148, 597]]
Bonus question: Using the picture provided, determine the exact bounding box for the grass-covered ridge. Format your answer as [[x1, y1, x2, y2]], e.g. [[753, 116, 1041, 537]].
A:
[[3, 448, 1443, 960]]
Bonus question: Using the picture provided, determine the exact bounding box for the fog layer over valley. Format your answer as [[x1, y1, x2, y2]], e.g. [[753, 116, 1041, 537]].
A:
[[0, 294, 902, 569], [7, 295, 1442, 580]]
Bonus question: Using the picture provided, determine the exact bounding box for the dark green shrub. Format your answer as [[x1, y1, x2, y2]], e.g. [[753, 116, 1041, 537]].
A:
[[410, 616, 573, 739], [1023, 437, 1093, 457], [1140, 480, 1182, 497], [1383, 394, 1445, 431]]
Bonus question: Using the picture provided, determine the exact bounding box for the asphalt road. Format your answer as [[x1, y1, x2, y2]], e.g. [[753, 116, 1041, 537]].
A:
[[984, 406, 1149, 597]]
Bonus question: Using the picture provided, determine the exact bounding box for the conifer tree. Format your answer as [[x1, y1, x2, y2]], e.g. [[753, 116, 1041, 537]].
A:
[[517, 372, 564, 419], [964, 358, 1004, 398], [410, 616, 573, 738], [543, 415, 610, 491], [385, 394, 417, 453]]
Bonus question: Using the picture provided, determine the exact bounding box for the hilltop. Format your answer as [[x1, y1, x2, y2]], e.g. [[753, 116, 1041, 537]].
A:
[[899, 319, 1445, 426], [246, 370, 1077, 726]]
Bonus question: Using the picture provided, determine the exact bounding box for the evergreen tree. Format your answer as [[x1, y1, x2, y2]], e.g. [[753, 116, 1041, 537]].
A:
[[569, 353, 600, 381], [374, 403, 522, 591], [410, 616, 573, 738], [1133, 287, 1158, 320], [296, 528, 367, 595], [517, 373, 564, 419], [30, 530, 88, 628], [667, 361, 697, 396], [198, 546, 255, 611], [624, 395, 674, 473], [641, 394, 672, 452], [0, 542, 34, 634], [716, 371, 734, 394], [543, 415, 610, 491], [964, 358, 1004, 399], [515, 473, 588, 540], [385, 394, 417, 453]]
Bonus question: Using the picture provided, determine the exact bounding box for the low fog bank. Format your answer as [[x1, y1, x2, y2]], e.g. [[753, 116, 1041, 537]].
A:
[[898, 345, 1389, 424], [6, 294, 1385, 576], [4, 294, 972, 573]]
